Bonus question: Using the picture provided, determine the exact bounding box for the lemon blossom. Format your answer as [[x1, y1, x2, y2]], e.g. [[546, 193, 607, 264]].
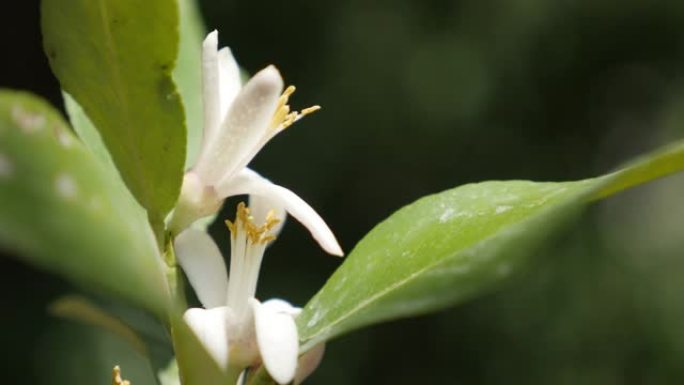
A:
[[169, 30, 341, 257], [175, 202, 325, 384]]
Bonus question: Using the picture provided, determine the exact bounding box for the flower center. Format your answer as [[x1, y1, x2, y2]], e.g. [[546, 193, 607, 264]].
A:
[[225, 202, 282, 321], [269, 85, 320, 130], [225, 202, 281, 244]]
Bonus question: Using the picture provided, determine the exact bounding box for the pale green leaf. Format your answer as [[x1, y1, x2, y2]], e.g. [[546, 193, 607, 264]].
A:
[[298, 140, 684, 349], [174, 0, 206, 169], [0, 90, 169, 315], [41, 0, 186, 220], [62, 92, 114, 169]]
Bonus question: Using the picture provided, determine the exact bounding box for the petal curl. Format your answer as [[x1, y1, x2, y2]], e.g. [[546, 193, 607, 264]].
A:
[[183, 307, 230, 369], [251, 299, 299, 385], [175, 229, 228, 308], [217, 169, 343, 256]]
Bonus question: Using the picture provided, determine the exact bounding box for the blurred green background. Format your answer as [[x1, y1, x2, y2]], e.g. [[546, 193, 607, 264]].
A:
[[1, 0, 684, 383]]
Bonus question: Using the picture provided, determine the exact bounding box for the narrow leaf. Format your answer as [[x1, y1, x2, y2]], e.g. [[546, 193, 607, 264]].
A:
[[41, 0, 186, 219], [0, 90, 169, 315], [298, 139, 684, 349]]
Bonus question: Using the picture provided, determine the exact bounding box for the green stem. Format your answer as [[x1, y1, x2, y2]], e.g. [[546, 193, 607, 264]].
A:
[[149, 212, 166, 251], [164, 234, 188, 310]]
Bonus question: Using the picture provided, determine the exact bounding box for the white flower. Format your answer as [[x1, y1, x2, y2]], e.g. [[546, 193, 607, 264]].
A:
[[169, 30, 341, 257], [175, 202, 324, 384]]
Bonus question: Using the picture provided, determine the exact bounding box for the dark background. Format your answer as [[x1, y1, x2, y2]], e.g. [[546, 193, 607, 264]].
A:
[[1, 0, 684, 384]]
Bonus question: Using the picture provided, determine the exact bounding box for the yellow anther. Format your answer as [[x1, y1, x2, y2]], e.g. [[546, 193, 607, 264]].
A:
[[281, 112, 298, 129], [270, 104, 290, 129], [275, 96, 288, 111], [283, 85, 296, 98], [274, 86, 296, 112], [263, 209, 282, 232], [112, 366, 131, 385], [301, 105, 321, 115], [225, 219, 237, 236], [270, 85, 320, 130], [226, 202, 282, 244]]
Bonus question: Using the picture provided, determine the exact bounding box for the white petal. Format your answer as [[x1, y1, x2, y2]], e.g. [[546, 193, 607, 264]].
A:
[[175, 229, 228, 308], [168, 172, 222, 234], [217, 169, 343, 256], [251, 299, 299, 385], [183, 307, 230, 369], [217, 47, 242, 122], [294, 343, 326, 385], [196, 66, 284, 183], [197, 30, 222, 174]]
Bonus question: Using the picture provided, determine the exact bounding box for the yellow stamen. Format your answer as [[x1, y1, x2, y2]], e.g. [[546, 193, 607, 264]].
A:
[[224, 219, 237, 236], [281, 112, 298, 129], [269, 85, 320, 130], [112, 366, 131, 385], [282, 85, 296, 98], [271, 104, 290, 130], [301, 105, 321, 115], [225, 202, 282, 244]]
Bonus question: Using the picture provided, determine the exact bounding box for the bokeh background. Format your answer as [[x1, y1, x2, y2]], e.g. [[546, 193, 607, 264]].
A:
[[1, 0, 684, 384]]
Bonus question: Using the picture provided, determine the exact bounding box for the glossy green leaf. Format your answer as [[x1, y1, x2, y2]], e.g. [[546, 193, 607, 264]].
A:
[[0, 90, 169, 315], [41, 0, 186, 220], [174, 0, 206, 169], [298, 140, 684, 349]]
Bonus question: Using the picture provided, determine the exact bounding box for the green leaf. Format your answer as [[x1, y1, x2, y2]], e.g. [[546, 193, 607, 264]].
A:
[[37, 318, 158, 385], [297, 140, 684, 349], [591, 140, 684, 200], [62, 92, 115, 170], [50, 293, 175, 375], [41, 0, 186, 220], [0, 90, 169, 315], [174, 0, 206, 169], [49, 295, 148, 356]]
